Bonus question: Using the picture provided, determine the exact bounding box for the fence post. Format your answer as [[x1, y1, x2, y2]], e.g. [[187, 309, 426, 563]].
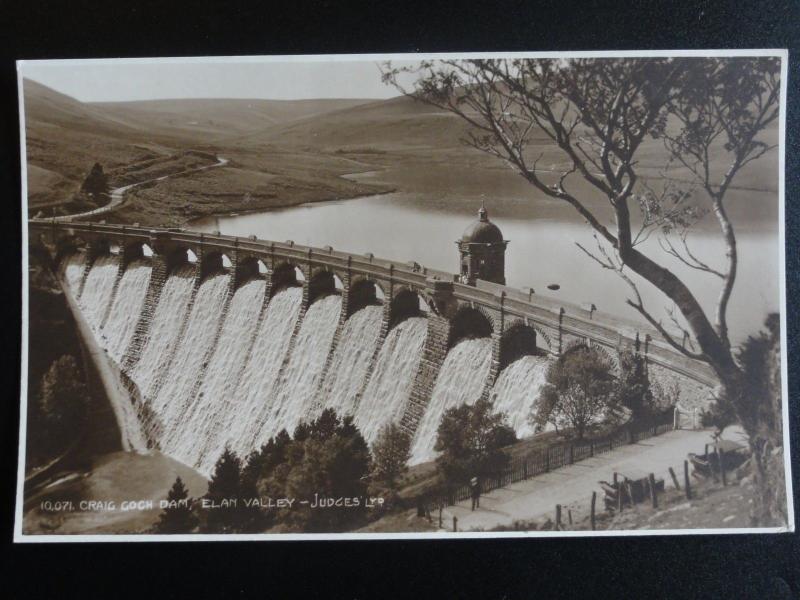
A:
[[545, 449, 550, 472], [684, 460, 692, 500], [717, 446, 727, 487], [555, 504, 562, 529], [438, 505, 443, 528], [452, 516, 457, 532], [669, 467, 681, 490], [590, 491, 597, 530], [569, 444, 574, 464], [648, 473, 658, 509], [523, 460, 528, 479], [567, 509, 573, 526], [590, 441, 594, 457]]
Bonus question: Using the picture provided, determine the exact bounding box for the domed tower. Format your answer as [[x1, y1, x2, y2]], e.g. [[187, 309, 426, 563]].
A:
[[456, 205, 509, 285]]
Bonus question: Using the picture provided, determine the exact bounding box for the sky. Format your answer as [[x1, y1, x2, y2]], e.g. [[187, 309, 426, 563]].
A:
[[18, 57, 420, 102]]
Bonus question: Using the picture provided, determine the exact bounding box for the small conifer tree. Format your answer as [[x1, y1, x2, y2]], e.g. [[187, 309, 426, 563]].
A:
[[155, 477, 197, 534]]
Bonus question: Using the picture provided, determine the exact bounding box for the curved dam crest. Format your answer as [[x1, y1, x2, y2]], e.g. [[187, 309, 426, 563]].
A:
[[35, 221, 716, 476]]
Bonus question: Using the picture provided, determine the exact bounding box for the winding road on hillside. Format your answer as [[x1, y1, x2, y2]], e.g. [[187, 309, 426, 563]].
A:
[[41, 155, 229, 223]]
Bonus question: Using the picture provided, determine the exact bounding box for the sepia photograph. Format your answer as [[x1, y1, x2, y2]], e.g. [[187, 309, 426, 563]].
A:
[[15, 52, 792, 540]]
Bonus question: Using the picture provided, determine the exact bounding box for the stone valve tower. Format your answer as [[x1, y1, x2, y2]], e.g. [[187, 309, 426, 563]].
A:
[[456, 205, 509, 285]]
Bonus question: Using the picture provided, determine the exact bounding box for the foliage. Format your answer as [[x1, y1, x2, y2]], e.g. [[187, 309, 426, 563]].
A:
[[154, 477, 197, 534], [535, 345, 616, 439], [434, 398, 516, 491], [34, 355, 88, 457], [370, 423, 411, 490], [202, 446, 261, 533], [246, 410, 372, 533], [616, 338, 654, 421], [81, 162, 109, 199]]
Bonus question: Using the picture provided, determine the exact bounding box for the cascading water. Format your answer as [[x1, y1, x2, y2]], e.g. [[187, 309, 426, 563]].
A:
[[129, 264, 195, 401], [61, 253, 86, 296], [224, 285, 303, 460], [267, 293, 342, 438], [169, 278, 266, 473], [355, 316, 427, 446], [78, 254, 119, 333], [99, 259, 152, 364], [152, 273, 230, 447], [320, 304, 383, 418], [409, 336, 492, 465], [490, 354, 552, 439]]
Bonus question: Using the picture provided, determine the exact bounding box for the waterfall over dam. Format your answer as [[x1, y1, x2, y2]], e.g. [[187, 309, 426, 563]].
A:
[[45, 223, 712, 478], [355, 316, 427, 446], [490, 355, 552, 439], [268, 294, 342, 441], [321, 304, 383, 418], [129, 264, 196, 401], [101, 259, 152, 363], [78, 254, 119, 333], [409, 337, 493, 465], [154, 272, 230, 457]]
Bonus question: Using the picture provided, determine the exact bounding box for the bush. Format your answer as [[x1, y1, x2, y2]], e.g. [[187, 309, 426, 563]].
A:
[[534, 345, 616, 439], [33, 355, 88, 457], [434, 398, 516, 492]]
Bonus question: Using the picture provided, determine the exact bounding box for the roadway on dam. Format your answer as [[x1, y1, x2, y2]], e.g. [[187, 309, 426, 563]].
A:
[[443, 427, 748, 531]]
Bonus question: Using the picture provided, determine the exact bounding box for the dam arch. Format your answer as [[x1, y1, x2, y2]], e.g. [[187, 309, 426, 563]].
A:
[[347, 277, 384, 317], [447, 305, 495, 349], [388, 287, 430, 330], [270, 261, 303, 294], [199, 250, 232, 280], [498, 321, 543, 371], [308, 268, 339, 305]]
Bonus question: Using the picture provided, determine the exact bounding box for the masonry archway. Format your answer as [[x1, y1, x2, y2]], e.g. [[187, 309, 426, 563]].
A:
[[447, 305, 494, 349], [388, 288, 428, 330], [272, 261, 302, 294], [347, 277, 384, 317], [498, 322, 541, 371], [308, 268, 338, 304]]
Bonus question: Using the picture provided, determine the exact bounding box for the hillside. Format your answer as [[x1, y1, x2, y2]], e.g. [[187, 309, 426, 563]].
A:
[[23, 79, 383, 215], [92, 97, 374, 143], [23, 76, 779, 228]]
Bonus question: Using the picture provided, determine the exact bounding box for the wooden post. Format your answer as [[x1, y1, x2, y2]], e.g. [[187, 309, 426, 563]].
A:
[[590, 441, 594, 457], [452, 516, 457, 532], [545, 449, 550, 472], [438, 505, 443, 528], [590, 491, 597, 531], [626, 482, 635, 508], [569, 444, 574, 464], [613, 472, 618, 485], [684, 460, 692, 500], [555, 504, 562, 529], [567, 509, 573, 525], [717, 446, 727, 486], [617, 482, 623, 513], [523, 459, 528, 479], [669, 467, 681, 490], [648, 473, 658, 509]]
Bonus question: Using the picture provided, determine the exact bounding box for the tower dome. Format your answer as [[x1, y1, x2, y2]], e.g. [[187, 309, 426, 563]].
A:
[[461, 206, 504, 244], [456, 206, 509, 286]]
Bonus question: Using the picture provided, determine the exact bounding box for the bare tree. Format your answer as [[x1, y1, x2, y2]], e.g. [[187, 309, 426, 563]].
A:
[[382, 57, 782, 523]]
